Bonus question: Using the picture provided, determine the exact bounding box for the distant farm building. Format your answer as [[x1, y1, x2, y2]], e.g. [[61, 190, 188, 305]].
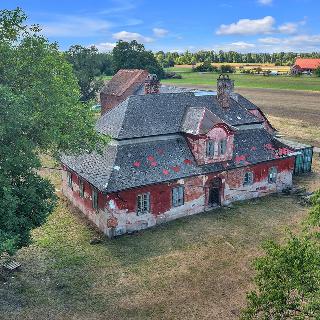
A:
[[61, 70, 314, 238], [291, 58, 320, 74]]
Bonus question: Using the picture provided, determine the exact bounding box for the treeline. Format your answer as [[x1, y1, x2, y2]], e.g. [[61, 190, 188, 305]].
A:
[[154, 50, 320, 67]]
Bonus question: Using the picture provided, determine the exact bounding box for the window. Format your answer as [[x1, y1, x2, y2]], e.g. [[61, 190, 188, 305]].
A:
[[137, 193, 150, 215], [67, 171, 72, 189], [172, 186, 184, 207], [219, 139, 227, 155], [243, 172, 254, 186], [92, 189, 98, 210], [206, 140, 215, 157], [79, 179, 84, 198], [268, 167, 277, 183]]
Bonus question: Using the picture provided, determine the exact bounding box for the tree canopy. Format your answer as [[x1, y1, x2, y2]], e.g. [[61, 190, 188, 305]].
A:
[[242, 190, 320, 319], [112, 40, 165, 78], [65, 45, 112, 102], [0, 8, 103, 255]]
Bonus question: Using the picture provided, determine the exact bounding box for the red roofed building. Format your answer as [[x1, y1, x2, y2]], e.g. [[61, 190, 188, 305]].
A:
[[100, 69, 149, 115], [292, 58, 320, 74]]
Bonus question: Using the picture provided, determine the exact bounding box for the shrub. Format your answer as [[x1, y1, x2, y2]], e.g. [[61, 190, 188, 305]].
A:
[[164, 72, 182, 79], [220, 65, 236, 73], [193, 61, 218, 72]]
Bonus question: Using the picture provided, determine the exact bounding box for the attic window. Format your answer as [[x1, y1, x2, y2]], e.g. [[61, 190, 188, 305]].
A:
[[137, 193, 150, 215], [243, 172, 254, 186], [268, 167, 277, 183], [219, 139, 227, 155], [206, 140, 215, 157]]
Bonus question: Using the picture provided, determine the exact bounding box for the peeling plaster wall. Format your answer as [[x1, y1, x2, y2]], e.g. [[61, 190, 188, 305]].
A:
[[62, 157, 294, 238]]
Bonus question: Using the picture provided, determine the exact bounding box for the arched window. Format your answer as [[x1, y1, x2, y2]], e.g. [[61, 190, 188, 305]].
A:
[[243, 172, 254, 186], [206, 140, 215, 157], [219, 139, 227, 155], [268, 167, 277, 183]]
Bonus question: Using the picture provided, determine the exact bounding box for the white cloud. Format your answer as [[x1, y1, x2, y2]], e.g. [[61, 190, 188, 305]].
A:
[[258, 0, 273, 5], [41, 15, 111, 37], [112, 30, 154, 43], [259, 34, 320, 46], [216, 16, 275, 35], [153, 28, 169, 37], [258, 37, 282, 44], [230, 41, 256, 49], [92, 42, 116, 52], [278, 22, 298, 34]]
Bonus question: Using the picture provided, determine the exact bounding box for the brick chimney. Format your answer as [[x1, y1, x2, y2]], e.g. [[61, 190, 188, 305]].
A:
[[144, 74, 160, 94], [217, 74, 234, 109]]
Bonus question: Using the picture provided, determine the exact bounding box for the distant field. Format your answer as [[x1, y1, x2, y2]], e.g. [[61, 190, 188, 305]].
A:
[[163, 66, 320, 91]]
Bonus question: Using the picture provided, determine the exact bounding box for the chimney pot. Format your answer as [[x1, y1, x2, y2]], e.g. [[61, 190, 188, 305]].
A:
[[217, 74, 234, 109], [144, 74, 160, 94]]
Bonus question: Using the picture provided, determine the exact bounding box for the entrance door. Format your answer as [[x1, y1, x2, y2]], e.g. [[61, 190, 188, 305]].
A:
[[208, 179, 221, 207]]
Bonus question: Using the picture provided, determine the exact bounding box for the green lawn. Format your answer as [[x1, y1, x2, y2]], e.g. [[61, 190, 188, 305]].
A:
[[162, 67, 320, 91]]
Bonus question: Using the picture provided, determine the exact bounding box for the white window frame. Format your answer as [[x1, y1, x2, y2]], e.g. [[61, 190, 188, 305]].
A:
[[243, 172, 254, 186], [92, 188, 98, 210], [219, 139, 227, 155], [172, 185, 184, 207], [268, 167, 277, 184], [137, 193, 150, 215], [206, 140, 215, 157], [67, 171, 72, 189], [79, 178, 84, 198]]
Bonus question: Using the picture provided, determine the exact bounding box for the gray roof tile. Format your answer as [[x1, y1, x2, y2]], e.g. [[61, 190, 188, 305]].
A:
[[96, 92, 262, 139]]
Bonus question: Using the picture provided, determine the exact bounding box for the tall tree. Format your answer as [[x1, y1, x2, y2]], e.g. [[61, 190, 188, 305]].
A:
[[65, 45, 105, 102], [112, 40, 165, 78], [0, 8, 103, 255]]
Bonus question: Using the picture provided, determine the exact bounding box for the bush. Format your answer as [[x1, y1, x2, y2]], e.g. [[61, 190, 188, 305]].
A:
[[220, 65, 236, 73], [193, 61, 218, 72], [315, 66, 320, 77], [164, 72, 182, 79]]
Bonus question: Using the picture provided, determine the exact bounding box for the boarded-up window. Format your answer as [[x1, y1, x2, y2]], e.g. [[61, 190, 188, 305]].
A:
[[243, 172, 254, 186], [79, 179, 84, 198], [268, 167, 277, 183], [92, 189, 98, 209], [172, 186, 184, 207], [67, 171, 72, 189], [206, 140, 215, 157], [137, 193, 150, 215], [219, 139, 227, 155]]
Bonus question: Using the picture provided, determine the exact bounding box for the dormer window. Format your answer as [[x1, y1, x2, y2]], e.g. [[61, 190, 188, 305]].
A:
[[219, 139, 227, 155], [206, 140, 215, 157]]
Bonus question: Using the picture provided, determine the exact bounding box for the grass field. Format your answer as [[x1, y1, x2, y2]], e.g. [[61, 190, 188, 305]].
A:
[[162, 67, 320, 91], [1, 87, 320, 319]]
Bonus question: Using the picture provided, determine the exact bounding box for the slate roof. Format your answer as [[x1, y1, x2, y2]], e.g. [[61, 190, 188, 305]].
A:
[[62, 128, 293, 193], [181, 107, 225, 135], [96, 92, 262, 139], [100, 69, 149, 97], [235, 94, 258, 110]]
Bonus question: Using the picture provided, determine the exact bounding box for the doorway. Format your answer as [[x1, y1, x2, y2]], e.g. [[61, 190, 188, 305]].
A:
[[208, 179, 221, 207]]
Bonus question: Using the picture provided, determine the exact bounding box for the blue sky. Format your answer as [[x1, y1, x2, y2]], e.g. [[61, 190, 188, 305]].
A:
[[2, 0, 320, 52]]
